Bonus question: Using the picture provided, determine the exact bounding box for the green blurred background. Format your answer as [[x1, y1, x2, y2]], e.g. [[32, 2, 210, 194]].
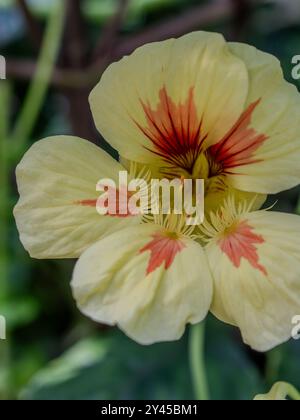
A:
[[0, 0, 300, 400]]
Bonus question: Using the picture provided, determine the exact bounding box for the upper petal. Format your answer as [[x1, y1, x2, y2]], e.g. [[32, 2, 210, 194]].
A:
[[205, 210, 300, 352], [90, 31, 248, 169], [71, 223, 213, 344], [14, 136, 139, 259], [220, 42, 300, 194]]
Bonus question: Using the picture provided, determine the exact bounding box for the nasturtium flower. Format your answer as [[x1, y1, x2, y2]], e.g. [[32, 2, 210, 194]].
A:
[[14, 31, 300, 349], [254, 382, 300, 400]]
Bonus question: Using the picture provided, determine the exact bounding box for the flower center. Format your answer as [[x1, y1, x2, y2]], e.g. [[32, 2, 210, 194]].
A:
[[135, 85, 267, 194]]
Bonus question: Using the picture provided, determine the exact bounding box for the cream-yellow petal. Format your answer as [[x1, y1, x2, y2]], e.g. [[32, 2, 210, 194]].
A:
[[223, 42, 300, 194], [90, 31, 248, 168], [71, 224, 213, 344], [14, 136, 139, 259], [206, 210, 300, 352]]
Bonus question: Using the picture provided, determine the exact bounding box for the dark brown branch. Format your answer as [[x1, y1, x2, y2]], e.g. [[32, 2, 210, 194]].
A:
[[17, 0, 43, 50], [7, 0, 234, 89], [62, 1, 95, 141], [6, 57, 108, 88], [230, 0, 252, 40], [114, 0, 233, 57], [92, 0, 129, 59], [63, 0, 88, 68]]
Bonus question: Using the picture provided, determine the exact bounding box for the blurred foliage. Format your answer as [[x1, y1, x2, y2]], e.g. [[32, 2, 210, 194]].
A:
[[0, 0, 300, 400], [18, 318, 264, 401]]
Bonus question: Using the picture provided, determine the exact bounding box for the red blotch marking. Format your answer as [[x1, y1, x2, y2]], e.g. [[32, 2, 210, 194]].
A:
[[136, 86, 207, 173], [208, 100, 268, 173], [219, 220, 267, 276], [140, 232, 186, 275], [75, 186, 134, 218]]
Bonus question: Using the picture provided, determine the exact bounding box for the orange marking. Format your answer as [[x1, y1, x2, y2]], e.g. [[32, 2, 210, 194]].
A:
[[140, 232, 186, 275], [219, 220, 267, 276]]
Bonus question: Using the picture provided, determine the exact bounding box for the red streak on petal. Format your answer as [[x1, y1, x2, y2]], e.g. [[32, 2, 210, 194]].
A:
[[219, 220, 267, 276], [136, 86, 207, 172], [74, 187, 134, 218], [208, 100, 268, 172], [75, 199, 97, 207], [140, 232, 186, 275]]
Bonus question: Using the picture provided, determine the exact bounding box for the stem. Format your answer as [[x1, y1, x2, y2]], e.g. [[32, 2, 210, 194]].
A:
[[265, 347, 283, 386], [11, 0, 66, 160], [189, 322, 210, 400]]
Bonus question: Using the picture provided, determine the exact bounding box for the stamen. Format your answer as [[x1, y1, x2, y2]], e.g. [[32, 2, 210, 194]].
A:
[[149, 212, 198, 240], [200, 195, 259, 242], [201, 195, 268, 275]]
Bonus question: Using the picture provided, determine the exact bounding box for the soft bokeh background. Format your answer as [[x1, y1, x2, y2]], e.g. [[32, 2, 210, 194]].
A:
[[0, 0, 300, 400]]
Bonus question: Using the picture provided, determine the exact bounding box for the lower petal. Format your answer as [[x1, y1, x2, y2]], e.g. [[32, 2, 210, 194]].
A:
[[71, 224, 213, 344], [205, 210, 300, 352]]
